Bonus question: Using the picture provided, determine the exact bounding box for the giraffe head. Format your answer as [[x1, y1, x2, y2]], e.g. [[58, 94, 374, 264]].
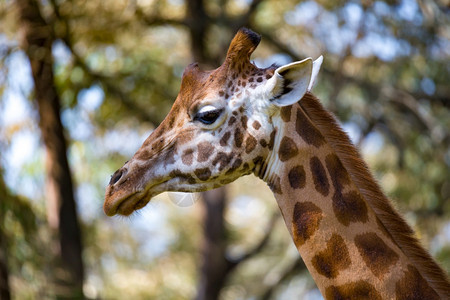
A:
[[104, 28, 323, 216]]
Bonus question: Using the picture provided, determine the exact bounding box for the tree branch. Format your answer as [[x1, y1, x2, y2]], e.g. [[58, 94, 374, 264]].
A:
[[48, 0, 169, 125], [259, 257, 307, 300], [226, 212, 279, 271], [135, 7, 188, 28], [67, 43, 164, 124], [383, 87, 447, 143]]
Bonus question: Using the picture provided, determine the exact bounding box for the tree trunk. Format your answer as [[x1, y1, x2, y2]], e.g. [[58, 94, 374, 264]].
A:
[[0, 216, 10, 300], [196, 187, 230, 300], [16, 0, 84, 297], [0, 170, 10, 300], [186, 0, 210, 64]]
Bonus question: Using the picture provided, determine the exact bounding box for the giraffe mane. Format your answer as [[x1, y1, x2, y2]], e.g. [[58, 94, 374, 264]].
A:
[[299, 92, 450, 298]]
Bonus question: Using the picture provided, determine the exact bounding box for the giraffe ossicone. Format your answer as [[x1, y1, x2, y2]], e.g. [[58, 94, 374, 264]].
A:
[[104, 28, 449, 299]]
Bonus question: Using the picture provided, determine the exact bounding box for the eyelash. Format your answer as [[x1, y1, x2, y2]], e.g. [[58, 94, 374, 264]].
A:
[[194, 108, 223, 125]]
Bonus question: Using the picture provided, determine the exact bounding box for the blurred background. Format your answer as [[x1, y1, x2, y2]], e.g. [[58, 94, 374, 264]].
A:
[[0, 0, 449, 299]]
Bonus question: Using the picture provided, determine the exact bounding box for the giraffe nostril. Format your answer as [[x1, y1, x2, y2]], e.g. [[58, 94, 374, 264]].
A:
[[109, 169, 124, 185]]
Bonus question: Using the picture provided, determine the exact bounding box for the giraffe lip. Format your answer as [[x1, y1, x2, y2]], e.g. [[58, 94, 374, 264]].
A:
[[115, 192, 148, 216], [104, 191, 140, 217], [106, 179, 170, 216]]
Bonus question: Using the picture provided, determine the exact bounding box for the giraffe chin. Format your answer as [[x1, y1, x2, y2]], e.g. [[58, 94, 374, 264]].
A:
[[104, 191, 144, 217], [115, 192, 151, 216]]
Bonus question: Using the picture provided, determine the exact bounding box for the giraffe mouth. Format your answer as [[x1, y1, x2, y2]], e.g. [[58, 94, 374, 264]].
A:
[[105, 175, 211, 216], [103, 190, 144, 217], [114, 191, 150, 216], [105, 179, 170, 216]]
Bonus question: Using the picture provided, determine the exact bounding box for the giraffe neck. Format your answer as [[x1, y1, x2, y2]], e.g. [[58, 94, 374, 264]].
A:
[[259, 97, 442, 299]]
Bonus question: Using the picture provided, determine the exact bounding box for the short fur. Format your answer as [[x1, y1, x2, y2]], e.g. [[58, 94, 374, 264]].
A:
[[225, 28, 261, 63], [299, 92, 450, 298]]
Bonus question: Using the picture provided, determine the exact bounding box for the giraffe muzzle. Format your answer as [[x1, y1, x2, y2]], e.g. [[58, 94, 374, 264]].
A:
[[104, 165, 171, 216]]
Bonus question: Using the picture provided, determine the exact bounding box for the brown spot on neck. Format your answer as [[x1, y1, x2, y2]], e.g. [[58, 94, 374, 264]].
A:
[[325, 281, 382, 300], [288, 165, 306, 189], [311, 233, 351, 279], [280, 105, 292, 122], [332, 190, 368, 226], [268, 128, 277, 150], [295, 107, 326, 148], [354, 232, 399, 278], [278, 136, 298, 162], [325, 153, 351, 193], [310, 156, 330, 196], [292, 201, 323, 247]]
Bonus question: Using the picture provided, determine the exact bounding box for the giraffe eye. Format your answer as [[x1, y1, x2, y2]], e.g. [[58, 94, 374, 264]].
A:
[[194, 106, 223, 125]]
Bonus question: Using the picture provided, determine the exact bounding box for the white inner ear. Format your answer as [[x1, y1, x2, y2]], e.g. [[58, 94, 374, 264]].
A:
[[266, 57, 313, 107], [264, 56, 323, 107]]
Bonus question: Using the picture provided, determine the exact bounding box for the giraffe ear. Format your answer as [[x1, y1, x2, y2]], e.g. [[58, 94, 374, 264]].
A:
[[309, 55, 323, 91], [267, 56, 323, 107]]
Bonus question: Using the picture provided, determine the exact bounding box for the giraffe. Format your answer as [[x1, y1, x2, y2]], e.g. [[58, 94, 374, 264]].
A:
[[104, 28, 450, 298]]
